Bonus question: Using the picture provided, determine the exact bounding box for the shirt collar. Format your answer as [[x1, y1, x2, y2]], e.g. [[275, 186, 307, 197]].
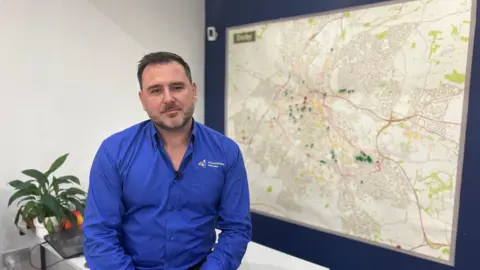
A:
[[149, 119, 197, 148]]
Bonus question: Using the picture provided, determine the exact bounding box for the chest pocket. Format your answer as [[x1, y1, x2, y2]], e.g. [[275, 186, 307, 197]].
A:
[[184, 161, 225, 211]]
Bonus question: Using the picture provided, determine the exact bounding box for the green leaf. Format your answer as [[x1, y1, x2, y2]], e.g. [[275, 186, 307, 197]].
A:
[[55, 175, 80, 185], [22, 201, 37, 218], [45, 153, 69, 177], [52, 179, 66, 187], [14, 207, 22, 226], [37, 211, 46, 223], [21, 169, 48, 191], [60, 187, 87, 196], [8, 187, 41, 206], [9, 180, 27, 189], [38, 194, 63, 220], [64, 196, 85, 215], [16, 196, 36, 207], [8, 180, 37, 190], [52, 176, 59, 196], [45, 218, 55, 234]]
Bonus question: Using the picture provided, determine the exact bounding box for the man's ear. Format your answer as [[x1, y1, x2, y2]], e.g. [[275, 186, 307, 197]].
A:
[[192, 82, 198, 102], [138, 90, 146, 110]]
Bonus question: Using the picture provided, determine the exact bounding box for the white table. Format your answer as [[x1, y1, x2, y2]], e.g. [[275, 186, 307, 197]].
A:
[[238, 240, 329, 270], [20, 226, 329, 270]]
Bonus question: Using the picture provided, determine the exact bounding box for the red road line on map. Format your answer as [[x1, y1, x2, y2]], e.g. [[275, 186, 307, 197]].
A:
[[375, 120, 449, 249]]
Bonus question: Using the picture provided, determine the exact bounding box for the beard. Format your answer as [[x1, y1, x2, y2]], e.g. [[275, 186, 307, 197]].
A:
[[153, 103, 195, 131]]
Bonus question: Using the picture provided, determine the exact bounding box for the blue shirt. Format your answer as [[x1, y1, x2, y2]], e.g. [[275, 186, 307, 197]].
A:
[[83, 120, 252, 270]]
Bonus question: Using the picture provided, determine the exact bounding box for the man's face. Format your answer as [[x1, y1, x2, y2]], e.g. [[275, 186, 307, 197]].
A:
[[138, 62, 197, 131]]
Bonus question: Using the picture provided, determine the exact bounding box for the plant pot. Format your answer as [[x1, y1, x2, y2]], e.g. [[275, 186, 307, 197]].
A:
[[25, 218, 34, 228], [24, 218, 36, 232]]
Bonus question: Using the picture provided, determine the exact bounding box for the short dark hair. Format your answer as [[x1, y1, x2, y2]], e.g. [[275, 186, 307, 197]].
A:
[[137, 51, 192, 89]]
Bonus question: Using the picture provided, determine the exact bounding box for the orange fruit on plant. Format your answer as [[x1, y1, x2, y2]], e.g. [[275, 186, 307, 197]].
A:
[[72, 210, 84, 225], [63, 219, 73, 230]]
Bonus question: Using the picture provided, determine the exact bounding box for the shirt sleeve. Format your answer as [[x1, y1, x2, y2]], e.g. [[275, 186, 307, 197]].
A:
[[201, 144, 252, 270], [83, 142, 135, 270]]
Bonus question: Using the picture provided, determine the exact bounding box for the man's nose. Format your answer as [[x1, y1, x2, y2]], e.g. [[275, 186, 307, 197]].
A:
[[163, 88, 174, 102]]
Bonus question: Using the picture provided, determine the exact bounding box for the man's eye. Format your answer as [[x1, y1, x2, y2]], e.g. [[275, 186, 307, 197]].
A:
[[173, 86, 184, 91]]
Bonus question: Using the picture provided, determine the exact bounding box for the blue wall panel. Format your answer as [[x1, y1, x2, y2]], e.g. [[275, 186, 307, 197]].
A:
[[205, 0, 479, 269]]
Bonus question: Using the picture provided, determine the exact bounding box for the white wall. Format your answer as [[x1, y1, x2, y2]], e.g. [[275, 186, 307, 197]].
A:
[[0, 0, 205, 264]]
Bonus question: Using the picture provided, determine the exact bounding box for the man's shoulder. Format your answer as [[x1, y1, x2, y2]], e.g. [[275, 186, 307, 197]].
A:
[[100, 120, 151, 151], [195, 121, 241, 165], [195, 121, 239, 150]]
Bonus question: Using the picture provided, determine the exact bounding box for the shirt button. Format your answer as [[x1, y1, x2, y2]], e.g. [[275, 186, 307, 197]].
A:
[[169, 236, 174, 240]]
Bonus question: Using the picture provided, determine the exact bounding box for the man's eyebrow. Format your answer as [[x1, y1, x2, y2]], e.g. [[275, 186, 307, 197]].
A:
[[146, 81, 186, 90], [146, 84, 161, 90], [170, 81, 186, 86]]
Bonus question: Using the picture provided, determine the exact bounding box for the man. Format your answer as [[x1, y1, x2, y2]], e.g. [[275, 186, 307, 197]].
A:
[[83, 52, 252, 270]]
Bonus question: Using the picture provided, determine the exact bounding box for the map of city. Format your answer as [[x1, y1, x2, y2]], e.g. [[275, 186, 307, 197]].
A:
[[225, 0, 474, 264]]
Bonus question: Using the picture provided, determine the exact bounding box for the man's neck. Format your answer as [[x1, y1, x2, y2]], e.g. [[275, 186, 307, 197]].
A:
[[156, 118, 193, 149]]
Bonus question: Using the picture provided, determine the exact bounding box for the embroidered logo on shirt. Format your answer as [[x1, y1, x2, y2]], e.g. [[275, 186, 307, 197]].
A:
[[198, 159, 225, 168]]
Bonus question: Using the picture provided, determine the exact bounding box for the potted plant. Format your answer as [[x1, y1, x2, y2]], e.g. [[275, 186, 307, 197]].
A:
[[7, 153, 86, 235]]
